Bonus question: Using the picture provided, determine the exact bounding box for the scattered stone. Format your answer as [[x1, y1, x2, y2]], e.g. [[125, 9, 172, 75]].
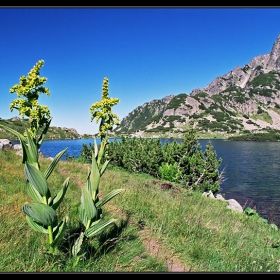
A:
[[203, 190, 243, 213]]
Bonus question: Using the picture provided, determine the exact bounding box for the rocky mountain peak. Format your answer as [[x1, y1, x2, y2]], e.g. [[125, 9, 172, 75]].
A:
[[267, 33, 280, 70], [115, 33, 280, 139]]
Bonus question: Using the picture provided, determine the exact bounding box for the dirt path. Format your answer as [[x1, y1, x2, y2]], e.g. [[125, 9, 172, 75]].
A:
[[56, 163, 189, 272]]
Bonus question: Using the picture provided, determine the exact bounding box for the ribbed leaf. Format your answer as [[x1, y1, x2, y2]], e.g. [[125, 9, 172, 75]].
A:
[[22, 202, 57, 226], [86, 167, 93, 196], [96, 188, 124, 209], [81, 187, 97, 221], [0, 123, 31, 164], [24, 162, 48, 196], [84, 219, 117, 238], [20, 139, 30, 164], [24, 181, 44, 203], [52, 220, 67, 247], [100, 159, 110, 177], [97, 138, 107, 167], [90, 153, 100, 195], [51, 177, 69, 210], [44, 147, 68, 180], [0, 123, 26, 141], [72, 232, 85, 257], [78, 205, 88, 227], [26, 215, 48, 233], [26, 129, 38, 164], [93, 137, 98, 158], [37, 118, 52, 149]]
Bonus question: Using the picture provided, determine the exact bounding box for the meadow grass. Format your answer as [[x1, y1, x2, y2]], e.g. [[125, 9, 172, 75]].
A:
[[1, 148, 280, 272]]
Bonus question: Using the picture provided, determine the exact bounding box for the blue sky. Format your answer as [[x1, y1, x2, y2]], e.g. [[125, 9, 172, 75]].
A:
[[1, 7, 280, 135]]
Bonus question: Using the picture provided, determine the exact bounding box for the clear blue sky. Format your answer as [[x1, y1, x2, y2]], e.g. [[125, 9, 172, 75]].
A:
[[1, 6, 280, 135]]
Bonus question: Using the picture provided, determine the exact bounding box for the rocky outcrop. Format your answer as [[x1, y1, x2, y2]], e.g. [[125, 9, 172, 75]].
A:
[[115, 33, 280, 138], [0, 139, 13, 149], [203, 190, 243, 213]]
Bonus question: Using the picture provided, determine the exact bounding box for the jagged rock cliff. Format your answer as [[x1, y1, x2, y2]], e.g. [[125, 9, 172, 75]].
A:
[[114, 34, 280, 139]]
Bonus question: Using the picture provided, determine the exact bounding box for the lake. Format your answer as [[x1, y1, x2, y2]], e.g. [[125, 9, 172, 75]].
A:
[[12, 138, 280, 226]]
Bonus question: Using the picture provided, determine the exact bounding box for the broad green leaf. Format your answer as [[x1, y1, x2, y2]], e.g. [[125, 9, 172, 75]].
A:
[[24, 181, 44, 203], [26, 215, 48, 233], [100, 159, 110, 177], [22, 202, 57, 226], [72, 232, 85, 257], [93, 137, 98, 158], [86, 167, 93, 196], [24, 163, 48, 196], [96, 188, 124, 209], [97, 137, 107, 167], [44, 147, 68, 180], [26, 129, 38, 164], [84, 219, 117, 238], [50, 177, 69, 210], [52, 219, 67, 247], [37, 118, 52, 149], [19, 139, 30, 164], [81, 187, 97, 221], [0, 123, 26, 141], [90, 152, 100, 195], [79, 205, 88, 227]]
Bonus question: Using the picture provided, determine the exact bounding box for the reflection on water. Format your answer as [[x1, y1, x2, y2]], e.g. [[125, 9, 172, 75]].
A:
[[13, 138, 280, 227]]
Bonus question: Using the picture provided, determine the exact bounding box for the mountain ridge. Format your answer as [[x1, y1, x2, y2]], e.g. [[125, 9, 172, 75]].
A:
[[114, 33, 280, 139]]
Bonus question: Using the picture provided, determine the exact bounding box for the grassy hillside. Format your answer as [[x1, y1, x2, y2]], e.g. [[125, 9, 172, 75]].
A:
[[1, 148, 280, 272], [0, 117, 82, 141]]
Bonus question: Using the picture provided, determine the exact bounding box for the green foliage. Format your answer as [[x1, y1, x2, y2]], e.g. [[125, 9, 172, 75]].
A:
[[80, 129, 223, 194], [228, 128, 280, 141], [89, 77, 120, 139], [166, 93, 188, 110], [0, 118, 81, 141], [158, 162, 181, 182], [0, 60, 69, 253], [73, 77, 123, 266], [244, 207, 278, 230], [0, 63, 123, 261], [9, 60, 51, 139], [248, 71, 280, 90]]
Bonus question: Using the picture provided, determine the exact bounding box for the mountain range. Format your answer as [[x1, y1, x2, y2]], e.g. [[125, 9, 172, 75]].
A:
[[113, 33, 280, 139]]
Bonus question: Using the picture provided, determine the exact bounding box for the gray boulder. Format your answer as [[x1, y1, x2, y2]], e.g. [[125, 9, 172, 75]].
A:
[[0, 139, 13, 149]]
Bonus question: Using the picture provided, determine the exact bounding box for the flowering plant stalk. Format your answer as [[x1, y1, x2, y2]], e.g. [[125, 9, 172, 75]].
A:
[[72, 77, 124, 264], [0, 60, 69, 253]]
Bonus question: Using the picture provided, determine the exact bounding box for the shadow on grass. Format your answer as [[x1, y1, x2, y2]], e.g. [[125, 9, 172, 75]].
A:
[[57, 210, 136, 263]]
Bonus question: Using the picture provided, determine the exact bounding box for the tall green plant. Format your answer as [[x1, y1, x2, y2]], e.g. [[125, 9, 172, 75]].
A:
[[72, 77, 124, 264], [0, 60, 69, 253]]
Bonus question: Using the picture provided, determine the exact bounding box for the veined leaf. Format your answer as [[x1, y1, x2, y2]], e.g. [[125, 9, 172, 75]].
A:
[[22, 202, 57, 226], [81, 187, 97, 221], [84, 219, 117, 238], [52, 219, 67, 247], [0, 123, 26, 141], [26, 129, 38, 164], [93, 137, 98, 159], [24, 181, 44, 203], [26, 215, 48, 233], [19, 139, 29, 165], [100, 159, 110, 177], [44, 147, 68, 180], [72, 232, 85, 257], [37, 118, 52, 149], [97, 137, 107, 167], [51, 177, 69, 210], [79, 205, 88, 227], [86, 167, 93, 196], [24, 163, 48, 196], [96, 188, 124, 208], [90, 152, 100, 195]]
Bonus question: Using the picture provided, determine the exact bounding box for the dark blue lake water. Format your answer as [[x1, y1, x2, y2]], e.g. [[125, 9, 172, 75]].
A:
[[12, 138, 280, 226]]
